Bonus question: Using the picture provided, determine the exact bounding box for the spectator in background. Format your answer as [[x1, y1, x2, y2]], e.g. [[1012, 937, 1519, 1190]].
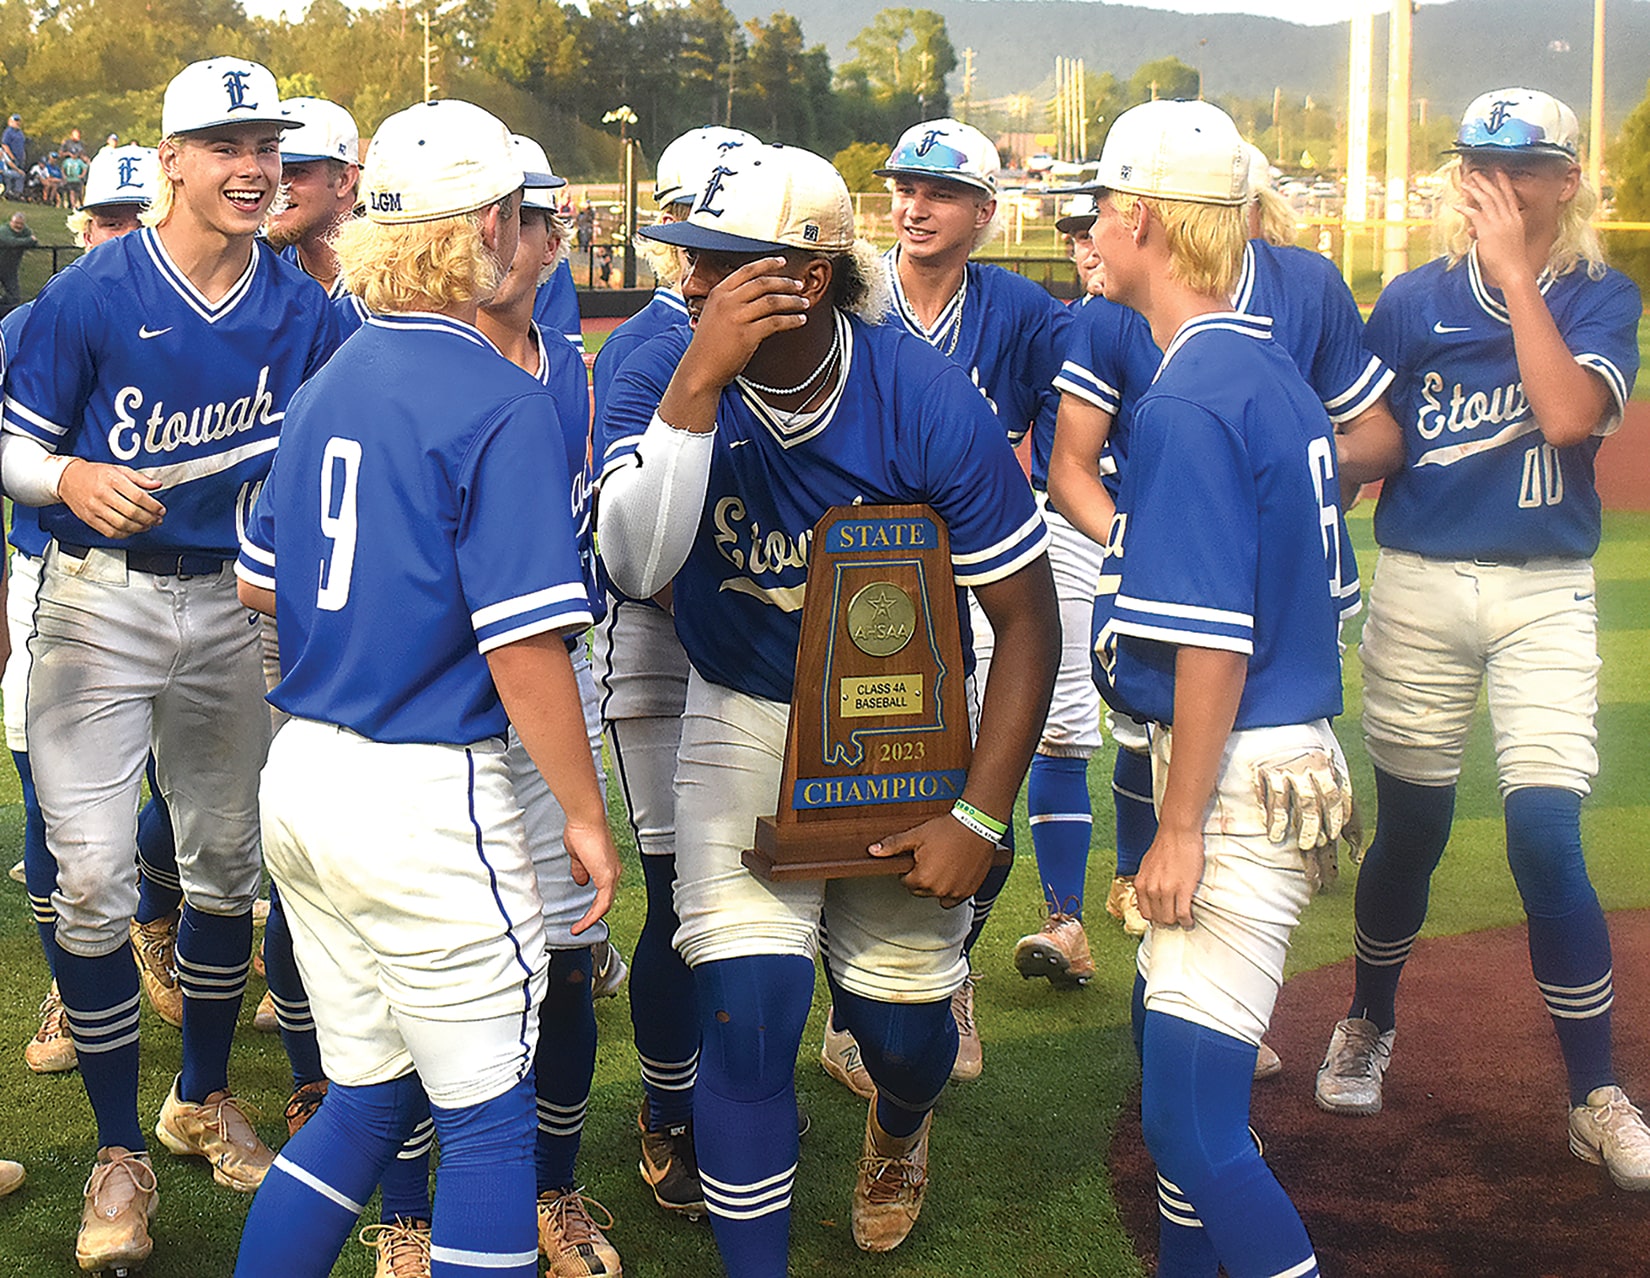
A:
[[1, 115, 26, 196], [60, 128, 87, 159], [38, 153, 63, 206], [0, 210, 37, 312], [100, 132, 120, 154], [575, 201, 593, 253], [1, 146, 22, 201], [60, 150, 88, 210]]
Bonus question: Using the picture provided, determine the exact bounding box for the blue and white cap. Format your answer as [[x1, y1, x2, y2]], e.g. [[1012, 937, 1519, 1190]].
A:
[[1092, 100, 1248, 206], [82, 145, 158, 209], [279, 97, 360, 165], [876, 118, 1000, 195], [1449, 88, 1579, 159], [363, 100, 521, 225], [654, 126, 761, 207], [162, 57, 291, 136], [510, 135, 566, 211], [641, 144, 855, 255], [1054, 193, 1098, 235]]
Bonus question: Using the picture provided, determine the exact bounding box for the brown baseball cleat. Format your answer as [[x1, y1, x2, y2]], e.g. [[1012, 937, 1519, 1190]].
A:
[[1104, 875, 1148, 937], [851, 1099, 930, 1253], [25, 981, 78, 1074], [154, 1077, 274, 1191], [1013, 909, 1096, 988], [949, 972, 982, 1082], [359, 1217, 431, 1278], [76, 1146, 157, 1274], [538, 1188, 623, 1276], [283, 1079, 329, 1138], [129, 913, 183, 1029]]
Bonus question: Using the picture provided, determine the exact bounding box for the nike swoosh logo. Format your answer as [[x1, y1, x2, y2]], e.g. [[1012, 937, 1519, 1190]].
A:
[[1432, 322, 1471, 335], [139, 326, 173, 339], [729, 439, 750, 448], [1576, 592, 1595, 602]]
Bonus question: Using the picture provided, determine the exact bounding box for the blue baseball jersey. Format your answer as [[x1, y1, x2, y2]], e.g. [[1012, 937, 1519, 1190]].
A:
[[1093, 314, 1348, 730], [237, 313, 591, 745], [532, 260, 583, 354], [1, 229, 338, 557], [1367, 248, 1640, 561], [0, 301, 47, 558], [529, 322, 602, 623], [334, 293, 370, 342], [881, 252, 1070, 467], [600, 313, 1050, 703], [278, 243, 350, 300], [591, 287, 688, 424], [1052, 240, 1393, 498]]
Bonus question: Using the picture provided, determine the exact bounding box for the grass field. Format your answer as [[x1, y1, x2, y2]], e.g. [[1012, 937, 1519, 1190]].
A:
[[0, 508, 1647, 1277]]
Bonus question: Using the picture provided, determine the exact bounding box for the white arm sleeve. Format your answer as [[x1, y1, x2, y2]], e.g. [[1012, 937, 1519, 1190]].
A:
[[595, 412, 716, 600], [0, 431, 71, 507]]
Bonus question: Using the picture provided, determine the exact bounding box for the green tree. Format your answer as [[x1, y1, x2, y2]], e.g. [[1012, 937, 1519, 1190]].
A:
[[1127, 56, 1198, 106], [1607, 80, 1650, 293], [833, 139, 887, 191], [841, 7, 954, 118]]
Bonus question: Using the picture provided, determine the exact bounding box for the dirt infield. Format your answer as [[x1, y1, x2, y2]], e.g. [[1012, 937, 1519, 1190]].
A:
[[1597, 404, 1650, 513], [1109, 910, 1650, 1277]]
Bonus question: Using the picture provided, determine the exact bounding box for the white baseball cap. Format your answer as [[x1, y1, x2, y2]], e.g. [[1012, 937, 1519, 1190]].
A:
[[641, 144, 855, 256], [1449, 87, 1579, 159], [653, 126, 761, 207], [279, 97, 360, 165], [82, 145, 159, 209], [1054, 193, 1098, 235], [162, 58, 291, 136], [510, 135, 566, 211], [363, 100, 523, 225], [876, 118, 1001, 195], [1091, 100, 1248, 207], [1243, 143, 1274, 198]]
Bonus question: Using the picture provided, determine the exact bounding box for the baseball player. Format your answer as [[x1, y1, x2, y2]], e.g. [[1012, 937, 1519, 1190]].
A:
[[534, 258, 585, 356], [821, 117, 1068, 1088], [1, 57, 337, 1273], [1312, 88, 1650, 1189], [589, 123, 759, 1219], [4, 145, 181, 1080], [265, 96, 361, 298], [1087, 98, 1348, 1278], [231, 99, 619, 1278], [597, 142, 1058, 1269], [1056, 194, 1103, 300]]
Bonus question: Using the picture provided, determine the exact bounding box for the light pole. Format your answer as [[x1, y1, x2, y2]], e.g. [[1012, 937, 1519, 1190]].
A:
[[603, 106, 640, 289]]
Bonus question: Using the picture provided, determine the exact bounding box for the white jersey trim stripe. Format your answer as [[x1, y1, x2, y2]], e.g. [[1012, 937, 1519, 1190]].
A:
[[1110, 618, 1254, 655], [1575, 353, 1627, 415], [953, 529, 1050, 588], [142, 228, 259, 324], [1324, 357, 1395, 423], [472, 583, 591, 630], [1114, 593, 1253, 628], [2, 396, 69, 439], [143, 436, 279, 488], [272, 1154, 366, 1215], [476, 610, 595, 656], [234, 561, 276, 592], [952, 510, 1045, 566], [1413, 416, 1542, 469]]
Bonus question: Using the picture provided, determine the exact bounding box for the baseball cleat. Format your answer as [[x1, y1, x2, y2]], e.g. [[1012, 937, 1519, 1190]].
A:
[[251, 940, 266, 981], [154, 1077, 274, 1191], [820, 1007, 874, 1100], [1569, 1085, 1650, 1190], [950, 972, 982, 1082], [538, 1188, 622, 1276], [1314, 1017, 1395, 1116], [359, 1217, 431, 1278], [283, 1079, 328, 1138], [1104, 875, 1148, 937], [0, 1159, 23, 1197], [8, 858, 23, 885], [1012, 910, 1096, 988], [128, 913, 183, 1029], [636, 1102, 705, 1220], [590, 940, 629, 1001], [76, 1146, 157, 1274], [252, 990, 278, 1034], [25, 980, 78, 1074], [852, 1098, 930, 1253], [1254, 1039, 1283, 1080], [251, 897, 270, 927]]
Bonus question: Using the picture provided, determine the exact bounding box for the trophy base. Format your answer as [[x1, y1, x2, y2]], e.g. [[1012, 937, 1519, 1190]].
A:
[[743, 815, 1013, 882]]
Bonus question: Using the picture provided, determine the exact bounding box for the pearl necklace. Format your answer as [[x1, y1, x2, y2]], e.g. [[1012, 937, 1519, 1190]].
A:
[[737, 315, 844, 399]]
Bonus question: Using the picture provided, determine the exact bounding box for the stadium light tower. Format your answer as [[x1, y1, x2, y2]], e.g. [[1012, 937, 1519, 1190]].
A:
[[1383, 0, 1413, 285], [1345, 1, 1373, 225], [1591, 0, 1606, 195]]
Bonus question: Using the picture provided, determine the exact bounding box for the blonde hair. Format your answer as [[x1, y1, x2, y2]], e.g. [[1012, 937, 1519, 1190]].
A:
[[66, 208, 92, 246], [140, 139, 181, 228], [1436, 155, 1605, 281], [334, 211, 503, 313], [1109, 192, 1247, 297], [1253, 186, 1299, 249], [636, 198, 694, 288]]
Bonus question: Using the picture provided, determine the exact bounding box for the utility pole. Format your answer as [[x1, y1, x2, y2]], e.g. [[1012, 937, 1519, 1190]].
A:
[[1382, 0, 1413, 284], [961, 48, 976, 123], [1273, 85, 1283, 162], [1345, 1, 1373, 226], [1591, 0, 1606, 195], [726, 40, 737, 126], [919, 48, 932, 117], [421, 8, 434, 102]]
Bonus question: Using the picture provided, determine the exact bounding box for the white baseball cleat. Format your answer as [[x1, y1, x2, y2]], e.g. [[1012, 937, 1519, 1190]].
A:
[[1314, 1017, 1395, 1116], [1569, 1085, 1650, 1190]]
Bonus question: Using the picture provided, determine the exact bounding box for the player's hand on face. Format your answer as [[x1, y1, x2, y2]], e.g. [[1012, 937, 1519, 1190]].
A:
[[1134, 827, 1204, 929], [565, 816, 622, 936], [681, 255, 810, 390], [57, 459, 166, 538], [1455, 167, 1530, 287], [870, 815, 994, 909]]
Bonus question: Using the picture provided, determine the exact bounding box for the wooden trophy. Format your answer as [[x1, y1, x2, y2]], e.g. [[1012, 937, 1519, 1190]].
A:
[[743, 503, 986, 881]]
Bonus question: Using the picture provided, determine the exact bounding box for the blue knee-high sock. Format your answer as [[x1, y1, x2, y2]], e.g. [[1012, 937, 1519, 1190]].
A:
[[263, 885, 324, 1090], [1505, 786, 1617, 1105], [536, 948, 596, 1194], [833, 987, 955, 1139], [235, 1072, 424, 1277], [56, 945, 146, 1151], [135, 759, 182, 925], [693, 955, 813, 1278], [1347, 768, 1456, 1033], [379, 1100, 435, 1225], [17, 752, 58, 973], [1142, 1013, 1317, 1278], [1113, 747, 1156, 879], [1028, 753, 1094, 916], [964, 826, 1014, 957], [631, 852, 698, 1129], [428, 1075, 539, 1278], [177, 905, 252, 1102], [1130, 972, 1147, 1065]]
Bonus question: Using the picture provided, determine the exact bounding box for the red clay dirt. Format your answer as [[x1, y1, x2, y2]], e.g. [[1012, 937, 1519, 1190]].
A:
[[1109, 910, 1650, 1277], [1596, 403, 1649, 512]]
